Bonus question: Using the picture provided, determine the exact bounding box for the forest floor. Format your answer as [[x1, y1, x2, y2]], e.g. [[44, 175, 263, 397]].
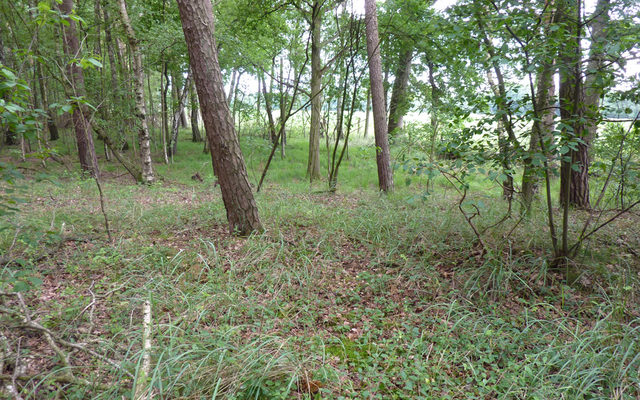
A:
[[1, 134, 640, 399]]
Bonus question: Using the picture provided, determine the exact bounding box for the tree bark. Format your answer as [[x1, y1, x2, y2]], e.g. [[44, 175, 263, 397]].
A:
[[365, 0, 394, 192], [307, 0, 323, 181], [59, 0, 99, 177], [583, 0, 610, 150], [558, 0, 589, 209], [387, 48, 413, 137], [118, 0, 155, 183], [176, 0, 263, 235]]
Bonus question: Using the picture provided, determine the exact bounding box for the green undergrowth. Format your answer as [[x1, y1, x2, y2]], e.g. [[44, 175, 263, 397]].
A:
[[1, 133, 639, 399]]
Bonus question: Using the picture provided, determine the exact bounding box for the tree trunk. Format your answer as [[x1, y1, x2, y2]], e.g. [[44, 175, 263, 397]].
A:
[[59, 0, 99, 177], [365, 0, 394, 192], [176, 0, 263, 235], [227, 68, 237, 106], [522, 61, 556, 212], [485, 69, 514, 201], [279, 57, 286, 158], [170, 74, 191, 157], [387, 48, 413, 137], [307, 1, 323, 181], [118, 0, 155, 183], [102, 0, 119, 93], [34, 41, 58, 141], [364, 86, 370, 138], [171, 71, 188, 129], [477, 19, 516, 201], [427, 60, 439, 161], [161, 61, 169, 164], [583, 0, 610, 150], [232, 70, 243, 127], [558, 0, 589, 209], [93, 0, 102, 58], [190, 78, 202, 142]]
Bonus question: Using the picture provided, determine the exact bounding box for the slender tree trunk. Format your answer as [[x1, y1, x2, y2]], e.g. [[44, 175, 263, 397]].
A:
[[365, 0, 393, 192], [232, 70, 243, 127], [307, 0, 323, 181], [102, 0, 119, 92], [256, 74, 262, 135], [171, 71, 188, 129], [485, 69, 514, 201], [262, 77, 278, 148], [266, 63, 278, 144], [93, 0, 102, 57], [227, 68, 237, 106], [427, 60, 439, 161], [280, 57, 286, 158], [147, 72, 157, 151], [59, 0, 99, 177], [161, 61, 169, 164], [364, 86, 370, 138], [178, 88, 188, 128], [387, 48, 413, 137], [170, 74, 191, 157], [119, 0, 155, 183], [522, 60, 556, 212], [477, 19, 516, 201], [34, 41, 58, 141], [190, 78, 202, 142], [176, 0, 263, 235]]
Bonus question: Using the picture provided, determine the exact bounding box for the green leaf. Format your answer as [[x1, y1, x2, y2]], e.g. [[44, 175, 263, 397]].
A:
[[13, 281, 30, 292]]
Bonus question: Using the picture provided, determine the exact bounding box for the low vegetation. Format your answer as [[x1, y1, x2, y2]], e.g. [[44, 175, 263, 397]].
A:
[[1, 133, 639, 399]]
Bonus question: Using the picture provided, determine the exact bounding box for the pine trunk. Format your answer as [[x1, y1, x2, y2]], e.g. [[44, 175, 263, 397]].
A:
[[307, 1, 323, 181], [365, 0, 394, 192], [59, 0, 99, 177], [176, 0, 263, 235]]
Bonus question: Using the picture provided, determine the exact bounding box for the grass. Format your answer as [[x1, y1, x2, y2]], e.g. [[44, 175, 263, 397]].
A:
[[1, 128, 639, 399]]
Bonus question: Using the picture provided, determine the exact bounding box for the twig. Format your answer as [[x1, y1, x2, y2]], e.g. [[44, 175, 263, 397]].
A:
[[0, 296, 134, 379], [94, 177, 112, 242], [440, 170, 487, 257], [72, 281, 96, 333], [7, 338, 24, 400], [0, 373, 110, 390]]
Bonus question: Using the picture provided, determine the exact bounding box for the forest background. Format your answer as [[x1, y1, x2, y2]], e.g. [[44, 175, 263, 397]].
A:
[[1, 0, 640, 398]]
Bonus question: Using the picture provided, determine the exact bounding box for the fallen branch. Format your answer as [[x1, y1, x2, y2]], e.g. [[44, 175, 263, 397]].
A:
[[0, 294, 134, 380], [134, 300, 152, 400], [0, 373, 111, 390]]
